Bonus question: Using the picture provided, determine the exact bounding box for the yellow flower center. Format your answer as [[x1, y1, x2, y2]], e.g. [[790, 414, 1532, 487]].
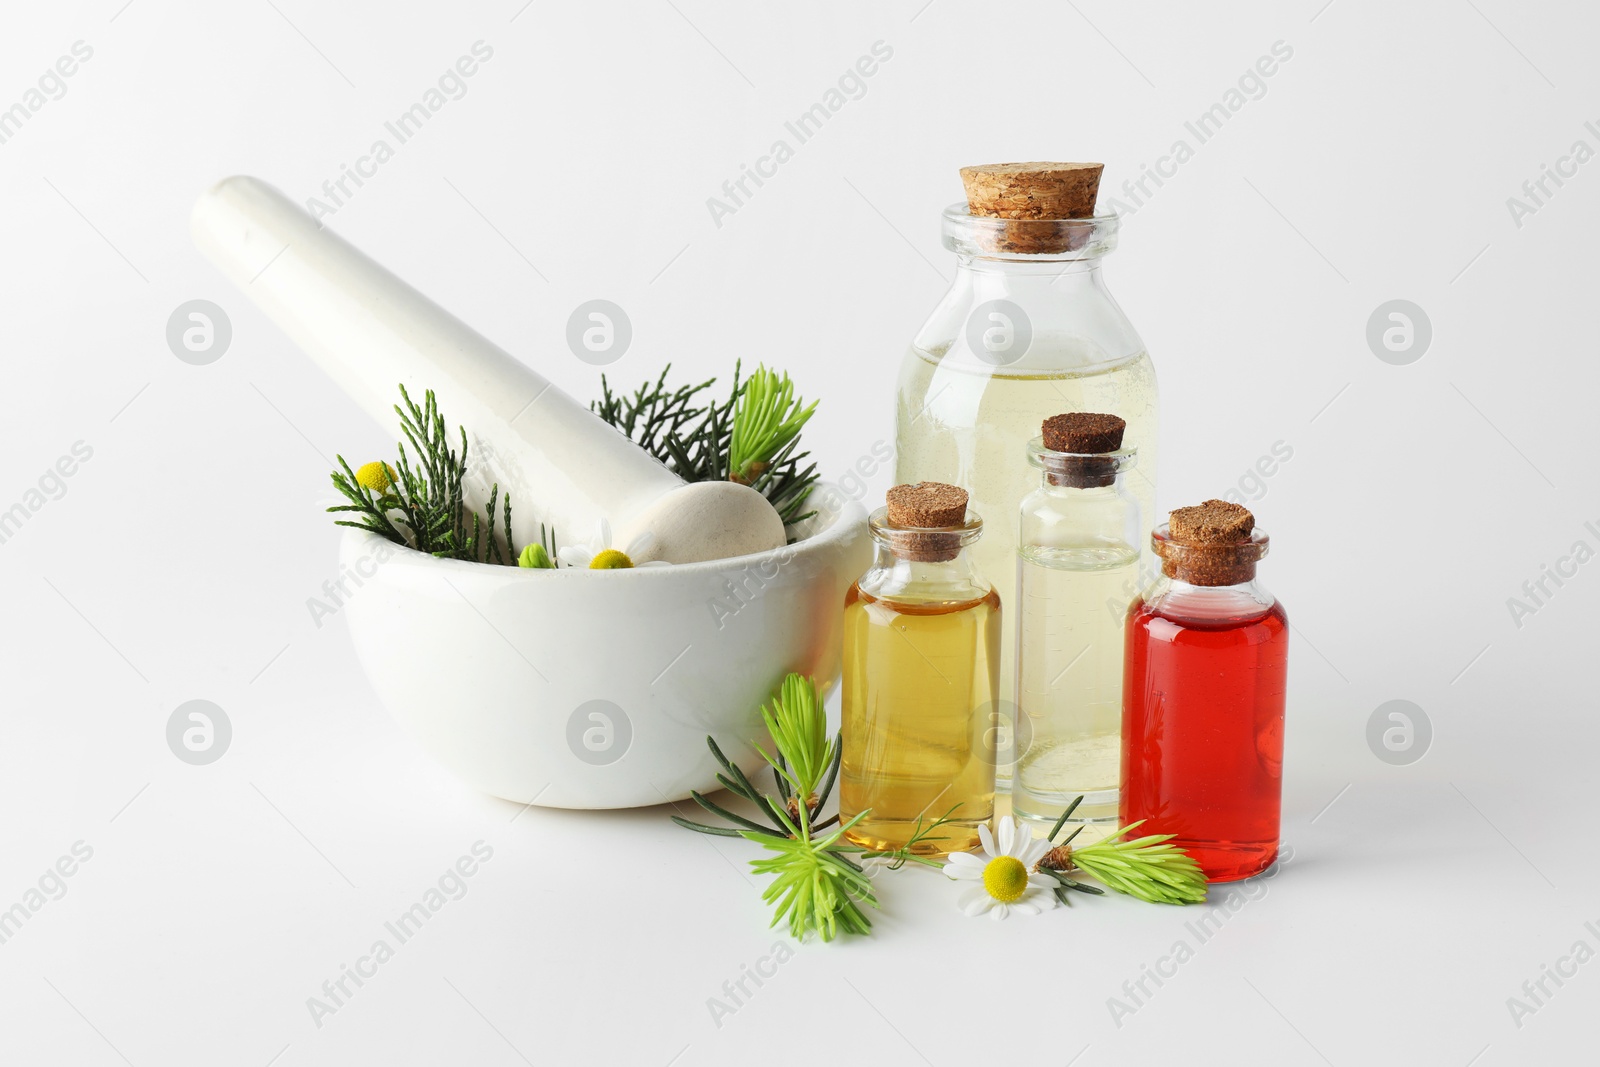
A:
[[590, 549, 634, 569], [982, 855, 1029, 902]]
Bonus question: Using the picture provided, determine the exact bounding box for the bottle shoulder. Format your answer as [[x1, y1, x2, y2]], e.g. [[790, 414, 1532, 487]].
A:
[[848, 583, 1000, 616], [1132, 585, 1284, 632]]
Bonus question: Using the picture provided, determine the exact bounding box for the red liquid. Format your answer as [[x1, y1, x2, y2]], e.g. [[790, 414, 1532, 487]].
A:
[[1120, 593, 1289, 882]]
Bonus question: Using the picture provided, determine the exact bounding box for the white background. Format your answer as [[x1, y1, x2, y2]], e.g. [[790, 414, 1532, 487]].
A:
[[2, 1, 1597, 1064]]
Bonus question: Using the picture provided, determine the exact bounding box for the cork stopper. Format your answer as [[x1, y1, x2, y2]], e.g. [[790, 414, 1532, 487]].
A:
[[1041, 412, 1125, 454], [883, 482, 970, 562], [1159, 500, 1264, 585], [886, 482, 968, 528], [1039, 412, 1126, 489], [960, 162, 1104, 255], [1170, 500, 1254, 544], [961, 163, 1103, 220]]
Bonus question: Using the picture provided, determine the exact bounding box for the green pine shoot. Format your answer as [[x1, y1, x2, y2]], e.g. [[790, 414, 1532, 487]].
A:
[[1061, 820, 1209, 905], [754, 674, 833, 810], [729, 366, 817, 485], [744, 807, 878, 943]]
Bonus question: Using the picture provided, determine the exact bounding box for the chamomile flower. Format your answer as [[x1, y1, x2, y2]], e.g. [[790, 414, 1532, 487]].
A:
[[556, 519, 667, 570], [943, 816, 1058, 920]]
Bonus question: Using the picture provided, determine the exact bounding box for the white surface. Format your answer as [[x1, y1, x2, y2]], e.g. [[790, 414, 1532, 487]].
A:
[[1, 2, 1595, 1064]]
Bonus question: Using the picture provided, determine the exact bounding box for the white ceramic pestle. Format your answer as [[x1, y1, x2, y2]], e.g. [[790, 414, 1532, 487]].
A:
[[191, 176, 785, 564]]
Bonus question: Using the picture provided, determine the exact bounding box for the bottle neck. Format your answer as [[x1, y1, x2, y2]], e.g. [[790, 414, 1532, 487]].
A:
[[953, 255, 1111, 301], [1144, 573, 1276, 624], [861, 542, 991, 605]]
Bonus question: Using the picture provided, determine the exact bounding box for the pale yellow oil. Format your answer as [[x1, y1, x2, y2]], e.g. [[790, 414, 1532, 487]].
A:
[[894, 347, 1158, 773], [1013, 545, 1140, 828], [839, 587, 1000, 855]]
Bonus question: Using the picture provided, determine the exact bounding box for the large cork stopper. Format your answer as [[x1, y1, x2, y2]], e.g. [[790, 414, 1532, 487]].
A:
[[961, 162, 1104, 254], [884, 482, 970, 562], [1040, 412, 1126, 488], [1159, 499, 1264, 585], [961, 163, 1103, 219]]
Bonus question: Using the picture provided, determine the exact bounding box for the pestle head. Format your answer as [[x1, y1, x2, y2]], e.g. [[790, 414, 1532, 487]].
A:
[[619, 481, 787, 565]]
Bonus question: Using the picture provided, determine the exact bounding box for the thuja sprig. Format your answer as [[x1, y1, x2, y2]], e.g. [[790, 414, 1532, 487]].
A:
[[329, 385, 514, 564], [592, 362, 820, 526], [1036, 797, 1208, 906]]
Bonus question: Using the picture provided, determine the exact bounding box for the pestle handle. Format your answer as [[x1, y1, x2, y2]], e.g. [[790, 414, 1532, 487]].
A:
[[191, 176, 683, 552]]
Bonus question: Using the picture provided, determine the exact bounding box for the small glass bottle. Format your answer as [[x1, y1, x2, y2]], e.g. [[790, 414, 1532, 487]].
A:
[[840, 482, 999, 856], [1120, 500, 1290, 882], [1013, 413, 1140, 832]]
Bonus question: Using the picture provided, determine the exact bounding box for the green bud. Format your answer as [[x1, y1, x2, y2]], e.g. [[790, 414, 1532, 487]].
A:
[[518, 543, 554, 569]]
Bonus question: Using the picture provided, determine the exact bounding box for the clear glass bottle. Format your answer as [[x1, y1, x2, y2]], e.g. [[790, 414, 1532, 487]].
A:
[[1121, 503, 1289, 883], [894, 197, 1157, 782], [840, 484, 999, 856], [1013, 415, 1140, 832]]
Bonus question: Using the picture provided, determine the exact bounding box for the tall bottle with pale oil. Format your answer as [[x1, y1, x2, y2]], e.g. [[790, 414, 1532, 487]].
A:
[[894, 163, 1157, 776], [840, 482, 998, 856], [1013, 412, 1140, 832]]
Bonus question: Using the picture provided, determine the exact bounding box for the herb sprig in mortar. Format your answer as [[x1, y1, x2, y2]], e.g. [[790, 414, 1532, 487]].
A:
[[329, 384, 515, 564], [593, 362, 820, 526]]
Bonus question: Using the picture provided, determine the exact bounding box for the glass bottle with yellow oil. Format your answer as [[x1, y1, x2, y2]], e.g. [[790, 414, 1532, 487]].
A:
[[1013, 412, 1140, 834], [894, 163, 1157, 783], [840, 482, 999, 856]]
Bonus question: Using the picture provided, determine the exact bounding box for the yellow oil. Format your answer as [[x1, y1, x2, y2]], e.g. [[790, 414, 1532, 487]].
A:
[[839, 586, 1000, 855], [1013, 544, 1140, 828], [894, 347, 1158, 771]]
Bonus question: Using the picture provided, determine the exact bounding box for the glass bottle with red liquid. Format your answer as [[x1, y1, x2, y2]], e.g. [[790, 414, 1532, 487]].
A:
[[1120, 499, 1288, 882]]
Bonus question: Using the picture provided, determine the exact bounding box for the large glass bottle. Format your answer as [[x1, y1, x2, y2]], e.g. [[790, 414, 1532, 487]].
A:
[[1013, 414, 1140, 832], [1121, 501, 1289, 883], [840, 483, 999, 856], [894, 173, 1156, 776]]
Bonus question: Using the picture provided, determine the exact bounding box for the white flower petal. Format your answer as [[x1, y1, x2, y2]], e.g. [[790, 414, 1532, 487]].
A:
[[1027, 873, 1057, 890], [1020, 835, 1051, 868], [945, 851, 985, 869], [957, 886, 992, 915], [1011, 899, 1041, 916], [990, 903, 1010, 920], [557, 547, 593, 567], [977, 822, 997, 859], [944, 863, 981, 881], [626, 531, 656, 559], [996, 817, 1014, 856], [598, 518, 612, 549]]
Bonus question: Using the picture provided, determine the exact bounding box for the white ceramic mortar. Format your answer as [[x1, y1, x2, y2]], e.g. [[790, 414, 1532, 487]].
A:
[[340, 495, 870, 808]]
